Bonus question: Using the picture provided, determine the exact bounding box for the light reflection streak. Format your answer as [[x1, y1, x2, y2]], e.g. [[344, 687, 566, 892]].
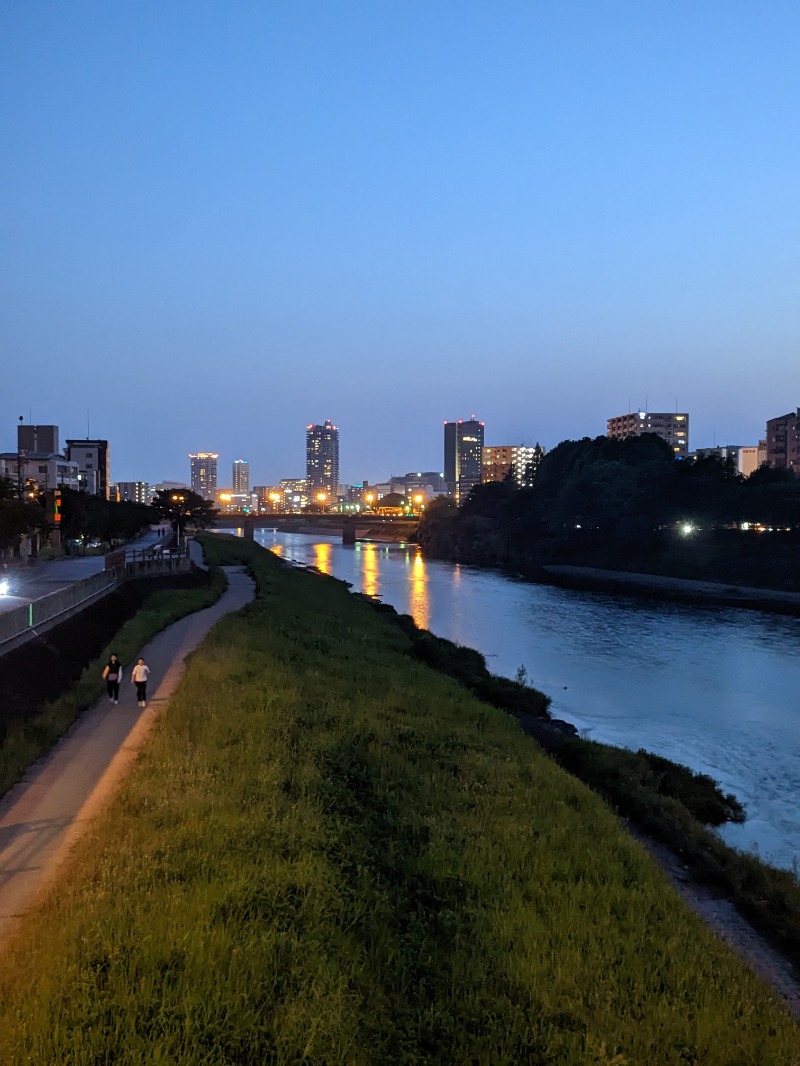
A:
[[361, 543, 379, 598], [312, 542, 333, 574], [408, 549, 430, 629]]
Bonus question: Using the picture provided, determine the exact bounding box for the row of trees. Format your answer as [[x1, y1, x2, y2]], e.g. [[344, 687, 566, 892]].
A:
[[417, 435, 800, 582], [0, 482, 219, 555]]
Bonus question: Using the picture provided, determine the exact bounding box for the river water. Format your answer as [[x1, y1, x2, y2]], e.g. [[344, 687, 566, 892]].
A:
[[223, 528, 800, 873]]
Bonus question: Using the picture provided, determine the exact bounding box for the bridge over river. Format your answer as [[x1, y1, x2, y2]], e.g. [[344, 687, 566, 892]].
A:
[[213, 513, 419, 544]]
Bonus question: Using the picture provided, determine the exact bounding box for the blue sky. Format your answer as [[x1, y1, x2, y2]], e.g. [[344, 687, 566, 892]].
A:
[[2, 1, 798, 487]]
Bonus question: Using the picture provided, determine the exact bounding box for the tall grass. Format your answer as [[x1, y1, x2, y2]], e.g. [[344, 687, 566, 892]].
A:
[[0, 567, 226, 799], [0, 536, 796, 1063]]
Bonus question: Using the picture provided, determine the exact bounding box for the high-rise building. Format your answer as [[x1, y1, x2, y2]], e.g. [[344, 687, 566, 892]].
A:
[[18, 424, 59, 455], [482, 444, 546, 487], [766, 408, 800, 475], [306, 420, 340, 501], [65, 438, 110, 498], [232, 458, 249, 494], [444, 419, 485, 503], [189, 452, 219, 499], [607, 411, 689, 457]]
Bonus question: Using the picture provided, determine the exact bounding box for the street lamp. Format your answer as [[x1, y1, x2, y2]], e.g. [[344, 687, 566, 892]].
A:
[[316, 491, 327, 513], [413, 493, 424, 516], [269, 492, 281, 513], [171, 493, 186, 546], [364, 492, 374, 511]]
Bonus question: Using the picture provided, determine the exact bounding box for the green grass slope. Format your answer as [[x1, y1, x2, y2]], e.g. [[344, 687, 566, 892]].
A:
[[0, 537, 795, 1064]]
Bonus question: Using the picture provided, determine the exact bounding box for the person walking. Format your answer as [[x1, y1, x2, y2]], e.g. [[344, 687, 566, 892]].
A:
[[131, 657, 151, 707], [102, 654, 123, 705]]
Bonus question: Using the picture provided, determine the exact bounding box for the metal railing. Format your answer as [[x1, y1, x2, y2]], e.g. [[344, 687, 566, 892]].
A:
[[0, 547, 191, 652]]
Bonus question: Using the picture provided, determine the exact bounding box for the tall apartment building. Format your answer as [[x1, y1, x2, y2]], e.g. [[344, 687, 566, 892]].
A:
[[766, 408, 800, 475], [607, 411, 689, 457], [444, 419, 485, 502], [306, 420, 340, 500], [65, 438, 110, 498], [482, 444, 546, 487], [232, 458, 249, 493], [189, 452, 219, 499], [117, 481, 151, 504]]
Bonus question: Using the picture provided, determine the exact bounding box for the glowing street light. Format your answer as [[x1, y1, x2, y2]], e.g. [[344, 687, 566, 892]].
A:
[[171, 494, 187, 545], [413, 493, 424, 516], [269, 492, 281, 513], [316, 491, 327, 512], [364, 492, 375, 511]]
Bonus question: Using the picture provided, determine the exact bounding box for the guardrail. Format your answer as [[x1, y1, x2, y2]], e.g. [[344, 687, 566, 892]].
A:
[[0, 548, 192, 653]]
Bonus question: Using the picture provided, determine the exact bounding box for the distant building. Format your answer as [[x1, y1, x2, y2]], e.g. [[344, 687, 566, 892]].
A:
[[217, 490, 258, 514], [189, 452, 219, 499], [279, 478, 309, 511], [607, 411, 689, 457], [0, 453, 79, 492], [388, 471, 447, 499], [232, 458, 249, 494], [692, 446, 761, 478], [766, 408, 800, 475], [117, 481, 151, 505], [444, 419, 484, 502], [306, 420, 340, 501], [482, 444, 546, 487], [375, 492, 407, 516], [152, 481, 189, 495], [65, 438, 110, 498], [18, 424, 59, 455]]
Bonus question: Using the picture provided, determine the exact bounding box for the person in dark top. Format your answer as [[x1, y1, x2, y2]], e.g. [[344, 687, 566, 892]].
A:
[[102, 654, 123, 705]]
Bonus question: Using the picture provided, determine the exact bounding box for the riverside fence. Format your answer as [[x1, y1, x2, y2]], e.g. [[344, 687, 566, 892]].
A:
[[0, 548, 192, 654]]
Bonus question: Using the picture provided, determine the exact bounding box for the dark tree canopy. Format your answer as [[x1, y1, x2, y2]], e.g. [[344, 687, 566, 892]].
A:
[[153, 489, 218, 531]]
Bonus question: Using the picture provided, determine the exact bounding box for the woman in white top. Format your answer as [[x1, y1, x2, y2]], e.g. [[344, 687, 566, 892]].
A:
[[131, 657, 151, 707]]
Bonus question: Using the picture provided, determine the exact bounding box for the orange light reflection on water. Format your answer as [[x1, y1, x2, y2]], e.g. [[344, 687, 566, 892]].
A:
[[312, 541, 333, 574], [360, 543, 379, 598], [408, 549, 430, 629]]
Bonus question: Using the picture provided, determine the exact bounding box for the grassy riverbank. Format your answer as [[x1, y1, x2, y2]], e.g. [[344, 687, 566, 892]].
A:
[[0, 566, 226, 799], [0, 536, 796, 1063]]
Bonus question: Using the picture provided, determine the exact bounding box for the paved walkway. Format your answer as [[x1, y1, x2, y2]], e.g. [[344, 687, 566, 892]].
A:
[[0, 524, 174, 617], [0, 564, 254, 948]]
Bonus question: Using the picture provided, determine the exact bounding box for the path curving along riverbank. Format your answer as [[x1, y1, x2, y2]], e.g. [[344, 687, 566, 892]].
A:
[[0, 566, 255, 949]]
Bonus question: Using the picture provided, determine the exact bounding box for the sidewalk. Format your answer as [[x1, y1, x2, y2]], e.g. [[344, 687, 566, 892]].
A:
[[0, 524, 174, 617], [0, 564, 254, 947]]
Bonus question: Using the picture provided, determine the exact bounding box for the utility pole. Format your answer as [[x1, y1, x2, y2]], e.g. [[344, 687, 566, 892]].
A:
[[17, 415, 23, 499]]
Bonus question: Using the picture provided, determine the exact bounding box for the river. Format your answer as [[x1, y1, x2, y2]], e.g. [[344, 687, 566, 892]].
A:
[[222, 528, 800, 873]]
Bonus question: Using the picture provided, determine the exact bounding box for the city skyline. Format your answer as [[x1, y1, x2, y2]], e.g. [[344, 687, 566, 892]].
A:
[[3, 397, 793, 494], [2, 4, 798, 484]]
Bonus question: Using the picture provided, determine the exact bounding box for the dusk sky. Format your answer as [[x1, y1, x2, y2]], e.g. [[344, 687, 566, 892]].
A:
[[2, 2, 798, 488]]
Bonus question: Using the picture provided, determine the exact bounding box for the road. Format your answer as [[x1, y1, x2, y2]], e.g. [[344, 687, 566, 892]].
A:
[[0, 525, 171, 616], [0, 565, 254, 947]]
